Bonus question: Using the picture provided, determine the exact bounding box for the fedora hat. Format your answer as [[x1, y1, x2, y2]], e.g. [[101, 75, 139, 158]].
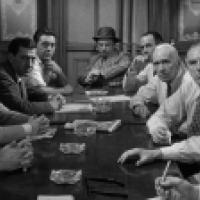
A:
[[93, 27, 120, 42]]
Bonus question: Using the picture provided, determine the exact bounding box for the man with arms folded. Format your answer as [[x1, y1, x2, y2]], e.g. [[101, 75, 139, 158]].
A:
[[118, 43, 200, 200], [123, 31, 163, 93], [0, 37, 63, 115], [25, 28, 73, 101], [129, 43, 185, 119], [78, 27, 131, 88]]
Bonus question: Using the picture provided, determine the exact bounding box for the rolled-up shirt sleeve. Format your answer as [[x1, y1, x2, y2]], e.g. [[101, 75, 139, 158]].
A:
[[161, 136, 200, 163]]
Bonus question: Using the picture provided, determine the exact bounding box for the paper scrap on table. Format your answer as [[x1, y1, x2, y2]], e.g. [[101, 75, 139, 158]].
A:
[[56, 103, 93, 113], [50, 169, 82, 184], [30, 128, 57, 141], [59, 143, 85, 154], [37, 195, 74, 200], [147, 196, 162, 200], [64, 119, 121, 133], [85, 90, 108, 96], [90, 95, 131, 102]]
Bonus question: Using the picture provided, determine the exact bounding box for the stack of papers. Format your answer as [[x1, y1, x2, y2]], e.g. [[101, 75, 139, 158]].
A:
[[56, 103, 93, 113], [64, 119, 121, 133], [90, 95, 131, 103]]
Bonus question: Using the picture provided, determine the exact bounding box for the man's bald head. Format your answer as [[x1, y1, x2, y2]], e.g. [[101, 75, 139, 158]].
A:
[[153, 43, 180, 83]]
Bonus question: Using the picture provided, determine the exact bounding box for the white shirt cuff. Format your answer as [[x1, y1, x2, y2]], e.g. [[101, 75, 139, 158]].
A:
[[22, 123, 32, 135]]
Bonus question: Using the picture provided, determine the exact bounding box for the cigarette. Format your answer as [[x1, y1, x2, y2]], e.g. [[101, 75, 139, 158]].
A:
[[162, 160, 171, 182]]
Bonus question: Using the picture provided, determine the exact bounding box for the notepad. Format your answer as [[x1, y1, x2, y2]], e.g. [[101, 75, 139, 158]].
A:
[[90, 95, 131, 102], [37, 195, 74, 200], [56, 103, 93, 113]]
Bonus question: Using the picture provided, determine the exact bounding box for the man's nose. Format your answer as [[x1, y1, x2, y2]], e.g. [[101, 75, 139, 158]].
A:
[[157, 63, 166, 73], [26, 59, 34, 68]]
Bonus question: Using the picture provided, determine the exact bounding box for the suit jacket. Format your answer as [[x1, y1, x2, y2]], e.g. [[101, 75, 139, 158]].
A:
[[0, 102, 29, 125], [0, 61, 54, 115]]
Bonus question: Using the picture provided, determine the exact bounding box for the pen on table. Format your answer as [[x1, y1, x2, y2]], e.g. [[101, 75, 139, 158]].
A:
[[162, 160, 171, 182]]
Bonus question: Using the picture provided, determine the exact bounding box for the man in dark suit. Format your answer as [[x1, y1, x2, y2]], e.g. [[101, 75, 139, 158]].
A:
[[0, 37, 63, 114]]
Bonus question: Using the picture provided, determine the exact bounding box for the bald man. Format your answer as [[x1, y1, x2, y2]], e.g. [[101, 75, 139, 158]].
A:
[[118, 43, 200, 199], [130, 43, 186, 119]]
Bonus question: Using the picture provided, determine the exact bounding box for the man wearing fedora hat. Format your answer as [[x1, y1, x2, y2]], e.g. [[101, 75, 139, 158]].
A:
[[78, 27, 130, 87]]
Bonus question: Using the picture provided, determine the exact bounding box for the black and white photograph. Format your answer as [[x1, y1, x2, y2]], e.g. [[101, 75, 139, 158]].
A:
[[0, 0, 200, 200]]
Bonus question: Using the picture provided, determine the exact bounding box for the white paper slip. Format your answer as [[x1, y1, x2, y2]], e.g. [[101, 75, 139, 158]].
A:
[[90, 95, 131, 102], [147, 196, 162, 200], [56, 103, 93, 113], [37, 195, 74, 200]]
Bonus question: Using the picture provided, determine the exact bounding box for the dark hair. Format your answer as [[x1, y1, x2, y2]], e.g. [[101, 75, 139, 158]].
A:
[[8, 37, 36, 55], [142, 31, 163, 44], [33, 28, 56, 43]]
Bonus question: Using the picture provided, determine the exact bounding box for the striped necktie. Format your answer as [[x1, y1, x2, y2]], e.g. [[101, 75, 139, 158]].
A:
[[188, 96, 200, 136]]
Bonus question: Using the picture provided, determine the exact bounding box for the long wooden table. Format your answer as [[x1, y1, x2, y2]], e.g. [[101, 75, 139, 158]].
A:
[[0, 89, 179, 200]]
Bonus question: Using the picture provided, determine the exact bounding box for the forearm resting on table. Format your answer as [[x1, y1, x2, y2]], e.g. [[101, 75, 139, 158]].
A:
[[0, 125, 29, 144], [35, 85, 73, 95], [103, 65, 128, 80]]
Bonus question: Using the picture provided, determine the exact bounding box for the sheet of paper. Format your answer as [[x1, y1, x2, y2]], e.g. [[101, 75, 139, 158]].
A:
[[90, 95, 131, 102], [147, 196, 162, 200], [56, 103, 93, 113], [37, 195, 74, 200]]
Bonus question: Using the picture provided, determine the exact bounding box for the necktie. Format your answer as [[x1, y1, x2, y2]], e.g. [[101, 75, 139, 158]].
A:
[[167, 83, 172, 97], [188, 96, 200, 136], [18, 78, 27, 100]]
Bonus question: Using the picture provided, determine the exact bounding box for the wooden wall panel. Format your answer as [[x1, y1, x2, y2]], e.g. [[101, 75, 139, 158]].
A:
[[148, 0, 179, 42], [98, 0, 119, 33], [65, 0, 95, 44], [66, 52, 92, 87], [131, 0, 148, 55]]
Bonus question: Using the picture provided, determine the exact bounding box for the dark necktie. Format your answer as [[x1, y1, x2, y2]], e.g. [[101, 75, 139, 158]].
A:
[[188, 96, 200, 136], [18, 78, 27, 100], [167, 83, 172, 97]]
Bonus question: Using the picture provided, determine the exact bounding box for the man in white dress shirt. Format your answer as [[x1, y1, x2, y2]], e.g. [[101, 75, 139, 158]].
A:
[[122, 31, 163, 93], [129, 43, 185, 118], [118, 43, 200, 200]]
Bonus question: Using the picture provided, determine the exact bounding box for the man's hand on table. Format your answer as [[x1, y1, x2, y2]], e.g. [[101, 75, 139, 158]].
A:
[[155, 176, 200, 200], [150, 127, 171, 145], [117, 148, 162, 166], [0, 140, 33, 171], [130, 104, 150, 119], [28, 115, 50, 135], [49, 94, 66, 111]]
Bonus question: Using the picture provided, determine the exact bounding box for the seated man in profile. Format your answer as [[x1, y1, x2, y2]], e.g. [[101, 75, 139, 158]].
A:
[[123, 31, 163, 93], [129, 44, 186, 119], [0, 37, 63, 115], [25, 28, 73, 101], [78, 26, 131, 88]]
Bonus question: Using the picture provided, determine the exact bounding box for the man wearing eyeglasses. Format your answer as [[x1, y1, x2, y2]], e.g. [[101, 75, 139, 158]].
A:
[[78, 27, 131, 88]]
